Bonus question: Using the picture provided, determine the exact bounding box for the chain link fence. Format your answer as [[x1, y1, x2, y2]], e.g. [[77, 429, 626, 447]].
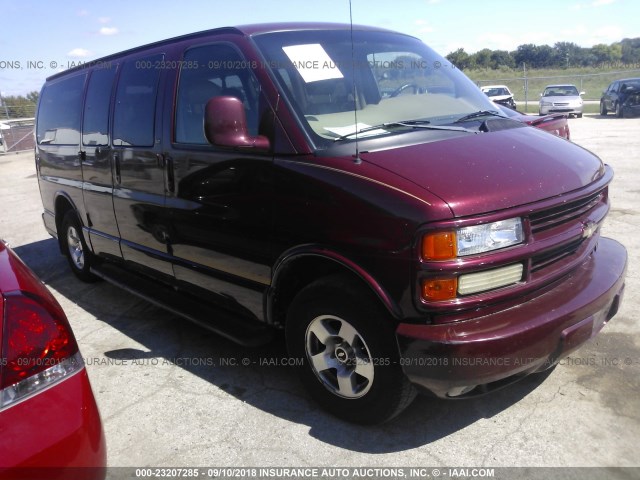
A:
[[1, 118, 35, 154], [0, 102, 36, 120], [476, 69, 640, 109], [0, 103, 36, 153]]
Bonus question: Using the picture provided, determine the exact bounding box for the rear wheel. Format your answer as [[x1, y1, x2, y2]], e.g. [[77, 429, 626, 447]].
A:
[[61, 211, 99, 282], [286, 275, 416, 424]]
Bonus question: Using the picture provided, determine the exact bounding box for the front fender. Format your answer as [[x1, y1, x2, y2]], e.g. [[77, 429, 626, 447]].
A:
[[268, 244, 403, 324]]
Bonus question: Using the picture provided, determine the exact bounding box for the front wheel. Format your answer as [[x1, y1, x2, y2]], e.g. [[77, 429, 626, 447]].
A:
[[600, 101, 608, 116], [61, 211, 99, 282], [615, 102, 622, 118], [286, 275, 416, 424]]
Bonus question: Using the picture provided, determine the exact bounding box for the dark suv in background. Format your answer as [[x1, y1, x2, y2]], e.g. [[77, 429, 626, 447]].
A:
[[600, 77, 640, 117]]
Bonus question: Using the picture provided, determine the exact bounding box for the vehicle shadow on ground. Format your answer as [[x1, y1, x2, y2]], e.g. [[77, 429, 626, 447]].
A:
[[16, 238, 553, 454], [583, 113, 632, 120]]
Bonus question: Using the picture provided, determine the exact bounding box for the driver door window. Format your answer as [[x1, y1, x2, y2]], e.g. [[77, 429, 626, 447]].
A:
[[175, 45, 260, 144]]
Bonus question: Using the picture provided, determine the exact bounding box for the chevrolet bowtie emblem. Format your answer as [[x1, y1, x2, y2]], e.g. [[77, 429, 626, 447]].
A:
[[582, 221, 598, 239]]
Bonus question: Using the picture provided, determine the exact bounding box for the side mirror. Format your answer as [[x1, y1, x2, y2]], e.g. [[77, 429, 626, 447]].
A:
[[204, 96, 270, 152], [580, 91, 585, 96], [539, 93, 543, 97]]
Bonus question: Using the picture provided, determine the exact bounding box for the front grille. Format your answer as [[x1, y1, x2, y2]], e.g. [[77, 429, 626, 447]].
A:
[[418, 183, 610, 315], [529, 191, 603, 234], [531, 238, 583, 273]]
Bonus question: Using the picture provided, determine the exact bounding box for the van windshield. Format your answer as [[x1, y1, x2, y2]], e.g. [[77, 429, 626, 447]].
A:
[[253, 29, 499, 148]]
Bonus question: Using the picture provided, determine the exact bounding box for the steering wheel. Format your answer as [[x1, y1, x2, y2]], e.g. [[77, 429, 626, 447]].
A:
[[390, 83, 420, 97]]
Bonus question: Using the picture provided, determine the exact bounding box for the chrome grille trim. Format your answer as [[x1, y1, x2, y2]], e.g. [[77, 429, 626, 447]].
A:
[[530, 191, 603, 234]]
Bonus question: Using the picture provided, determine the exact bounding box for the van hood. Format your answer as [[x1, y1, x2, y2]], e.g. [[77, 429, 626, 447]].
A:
[[360, 127, 605, 217]]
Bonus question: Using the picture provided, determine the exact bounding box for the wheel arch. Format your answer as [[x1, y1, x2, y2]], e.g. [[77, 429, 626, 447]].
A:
[[53, 192, 82, 255], [267, 245, 403, 328]]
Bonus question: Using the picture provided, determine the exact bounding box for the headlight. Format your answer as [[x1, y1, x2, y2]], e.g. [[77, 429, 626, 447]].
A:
[[457, 218, 523, 256], [422, 217, 523, 260], [540, 101, 552, 106]]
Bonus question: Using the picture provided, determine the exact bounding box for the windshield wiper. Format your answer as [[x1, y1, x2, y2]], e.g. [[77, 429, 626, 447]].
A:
[[454, 110, 505, 123], [334, 120, 476, 141]]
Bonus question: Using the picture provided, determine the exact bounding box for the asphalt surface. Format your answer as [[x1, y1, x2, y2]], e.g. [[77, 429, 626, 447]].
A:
[[1, 114, 639, 472]]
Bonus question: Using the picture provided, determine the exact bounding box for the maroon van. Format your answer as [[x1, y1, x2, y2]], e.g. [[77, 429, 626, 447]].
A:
[[35, 23, 627, 424]]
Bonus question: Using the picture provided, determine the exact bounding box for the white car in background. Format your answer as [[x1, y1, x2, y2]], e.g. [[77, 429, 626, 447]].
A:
[[480, 84, 516, 109], [539, 84, 584, 117]]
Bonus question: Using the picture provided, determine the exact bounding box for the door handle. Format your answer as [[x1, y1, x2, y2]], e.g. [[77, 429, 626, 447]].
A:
[[114, 152, 121, 184], [166, 156, 175, 194]]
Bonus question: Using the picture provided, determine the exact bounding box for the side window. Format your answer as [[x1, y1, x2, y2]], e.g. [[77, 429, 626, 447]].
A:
[[175, 44, 259, 144], [83, 67, 117, 146], [36, 74, 86, 145], [113, 54, 163, 146]]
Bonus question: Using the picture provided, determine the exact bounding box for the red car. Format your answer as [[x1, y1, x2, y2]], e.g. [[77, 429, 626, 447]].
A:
[[0, 240, 105, 480], [498, 104, 570, 139]]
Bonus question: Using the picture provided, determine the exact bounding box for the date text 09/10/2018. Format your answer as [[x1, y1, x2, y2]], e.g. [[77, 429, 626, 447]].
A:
[[134, 467, 496, 478]]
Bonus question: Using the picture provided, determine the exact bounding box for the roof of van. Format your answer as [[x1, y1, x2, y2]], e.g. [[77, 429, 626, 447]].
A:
[[45, 22, 402, 82]]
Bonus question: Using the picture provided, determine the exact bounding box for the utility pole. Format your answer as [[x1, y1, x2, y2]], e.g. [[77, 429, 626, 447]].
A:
[[523, 62, 528, 112]]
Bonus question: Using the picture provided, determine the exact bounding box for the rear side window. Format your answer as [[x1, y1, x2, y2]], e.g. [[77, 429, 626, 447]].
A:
[[83, 67, 117, 146], [37, 74, 86, 145], [113, 54, 163, 146]]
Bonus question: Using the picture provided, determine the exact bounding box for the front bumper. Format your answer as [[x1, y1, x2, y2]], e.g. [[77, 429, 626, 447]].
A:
[[622, 104, 640, 118], [493, 98, 516, 109], [539, 103, 583, 115], [396, 237, 627, 398]]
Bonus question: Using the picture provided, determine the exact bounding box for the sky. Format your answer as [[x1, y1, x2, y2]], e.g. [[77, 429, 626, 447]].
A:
[[0, 0, 638, 96]]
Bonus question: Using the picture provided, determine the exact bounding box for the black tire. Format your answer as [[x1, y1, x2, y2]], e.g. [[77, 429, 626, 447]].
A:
[[61, 211, 99, 282], [286, 274, 416, 424], [600, 101, 608, 116], [577, 113, 583, 118], [615, 102, 622, 118]]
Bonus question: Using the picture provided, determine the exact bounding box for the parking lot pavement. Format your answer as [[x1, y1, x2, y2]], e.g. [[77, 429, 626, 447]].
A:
[[1, 114, 639, 470]]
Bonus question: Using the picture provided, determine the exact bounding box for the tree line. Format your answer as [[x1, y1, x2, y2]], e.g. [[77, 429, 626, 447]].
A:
[[0, 91, 39, 119], [446, 37, 640, 71]]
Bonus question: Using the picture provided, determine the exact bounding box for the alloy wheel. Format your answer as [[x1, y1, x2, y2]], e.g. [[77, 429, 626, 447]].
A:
[[66, 225, 85, 270], [305, 315, 374, 399]]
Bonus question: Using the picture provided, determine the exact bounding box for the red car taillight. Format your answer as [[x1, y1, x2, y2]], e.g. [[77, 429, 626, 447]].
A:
[[1, 290, 82, 409], [2, 292, 79, 387]]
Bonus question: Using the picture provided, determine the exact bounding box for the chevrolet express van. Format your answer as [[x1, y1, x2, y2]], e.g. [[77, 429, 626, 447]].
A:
[[35, 23, 627, 424]]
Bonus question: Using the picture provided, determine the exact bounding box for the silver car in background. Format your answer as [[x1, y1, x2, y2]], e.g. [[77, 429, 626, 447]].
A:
[[539, 84, 584, 117]]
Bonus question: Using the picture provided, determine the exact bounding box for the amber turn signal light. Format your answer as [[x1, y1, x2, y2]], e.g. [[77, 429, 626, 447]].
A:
[[422, 278, 458, 301], [422, 232, 456, 260]]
